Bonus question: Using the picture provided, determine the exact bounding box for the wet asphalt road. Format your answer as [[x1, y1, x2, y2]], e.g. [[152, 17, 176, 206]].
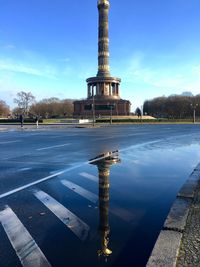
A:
[[0, 124, 200, 267]]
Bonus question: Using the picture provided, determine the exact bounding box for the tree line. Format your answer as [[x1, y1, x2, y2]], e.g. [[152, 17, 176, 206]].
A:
[[143, 95, 200, 118], [1, 91, 200, 119], [0, 91, 74, 118], [0, 100, 10, 117], [29, 98, 74, 118]]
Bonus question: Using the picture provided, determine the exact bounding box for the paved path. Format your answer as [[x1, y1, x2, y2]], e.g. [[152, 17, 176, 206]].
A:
[[176, 182, 200, 267]]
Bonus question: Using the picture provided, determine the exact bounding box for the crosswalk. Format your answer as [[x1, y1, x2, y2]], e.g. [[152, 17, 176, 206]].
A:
[[60, 179, 98, 203], [79, 172, 98, 182], [61, 177, 136, 222], [0, 171, 135, 267], [0, 206, 52, 267], [33, 189, 90, 241]]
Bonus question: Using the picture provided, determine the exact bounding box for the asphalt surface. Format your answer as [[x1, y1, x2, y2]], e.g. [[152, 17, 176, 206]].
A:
[[0, 124, 199, 196], [0, 124, 200, 267]]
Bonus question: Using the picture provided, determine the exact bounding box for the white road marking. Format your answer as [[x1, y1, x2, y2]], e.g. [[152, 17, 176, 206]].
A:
[[11, 161, 64, 166], [0, 143, 162, 200], [79, 172, 98, 182], [0, 142, 155, 201], [0, 162, 89, 200], [0, 169, 68, 199], [0, 150, 119, 200], [61, 180, 98, 203], [93, 136, 114, 141], [23, 133, 42, 136], [36, 143, 70, 151], [60, 179, 135, 222], [17, 168, 32, 172], [0, 140, 20, 144], [50, 134, 79, 139], [0, 206, 51, 267], [33, 190, 90, 241], [110, 206, 138, 223], [125, 133, 144, 137]]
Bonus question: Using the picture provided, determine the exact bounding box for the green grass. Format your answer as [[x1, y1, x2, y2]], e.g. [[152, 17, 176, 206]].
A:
[[96, 118, 200, 124], [0, 117, 199, 124], [42, 119, 62, 124]]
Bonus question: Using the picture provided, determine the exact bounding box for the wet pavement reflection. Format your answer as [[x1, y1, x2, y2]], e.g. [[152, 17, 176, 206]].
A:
[[90, 151, 121, 261], [55, 145, 199, 266], [1, 126, 200, 267]]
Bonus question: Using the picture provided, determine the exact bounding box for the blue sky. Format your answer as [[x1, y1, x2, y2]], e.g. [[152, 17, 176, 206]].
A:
[[0, 0, 200, 111]]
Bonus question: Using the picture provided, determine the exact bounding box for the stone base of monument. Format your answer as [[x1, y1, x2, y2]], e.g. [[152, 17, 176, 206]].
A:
[[73, 99, 131, 117]]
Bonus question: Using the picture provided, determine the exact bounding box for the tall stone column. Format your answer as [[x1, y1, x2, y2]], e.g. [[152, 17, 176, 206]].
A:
[[97, 163, 111, 258], [97, 0, 110, 77], [90, 152, 120, 259], [74, 0, 131, 117], [87, 84, 91, 98]]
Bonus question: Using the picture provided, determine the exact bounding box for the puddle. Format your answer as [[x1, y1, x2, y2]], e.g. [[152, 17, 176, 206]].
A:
[[1, 125, 200, 266], [48, 143, 200, 266]]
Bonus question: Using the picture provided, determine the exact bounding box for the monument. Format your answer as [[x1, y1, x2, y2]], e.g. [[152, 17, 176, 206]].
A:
[[73, 0, 131, 117], [90, 151, 121, 260]]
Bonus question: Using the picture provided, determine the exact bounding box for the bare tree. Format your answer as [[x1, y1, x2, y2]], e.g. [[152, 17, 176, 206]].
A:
[[0, 100, 10, 117], [14, 91, 35, 115], [143, 95, 200, 119], [29, 98, 74, 118]]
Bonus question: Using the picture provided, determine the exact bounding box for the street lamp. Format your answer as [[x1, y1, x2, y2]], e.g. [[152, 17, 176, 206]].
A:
[[190, 103, 198, 124], [92, 93, 95, 127], [108, 103, 115, 125]]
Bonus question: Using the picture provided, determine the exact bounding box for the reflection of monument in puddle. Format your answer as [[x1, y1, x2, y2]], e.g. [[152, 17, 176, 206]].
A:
[[90, 151, 121, 261]]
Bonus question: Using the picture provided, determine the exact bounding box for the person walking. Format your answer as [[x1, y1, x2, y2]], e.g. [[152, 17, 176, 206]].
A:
[[35, 115, 39, 128], [19, 114, 24, 128]]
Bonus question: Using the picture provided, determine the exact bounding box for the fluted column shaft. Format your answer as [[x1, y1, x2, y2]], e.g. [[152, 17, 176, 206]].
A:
[[98, 164, 110, 232], [97, 0, 110, 77]]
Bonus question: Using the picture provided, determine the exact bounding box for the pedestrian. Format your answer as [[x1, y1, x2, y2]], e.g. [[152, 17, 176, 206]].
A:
[[19, 114, 24, 128], [35, 115, 39, 128]]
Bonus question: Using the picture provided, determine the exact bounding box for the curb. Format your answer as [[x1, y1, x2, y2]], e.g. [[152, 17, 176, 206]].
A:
[[146, 162, 200, 267]]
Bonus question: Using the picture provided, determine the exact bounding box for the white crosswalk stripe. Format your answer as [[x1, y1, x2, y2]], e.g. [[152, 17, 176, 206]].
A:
[[0, 170, 135, 265], [79, 172, 98, 182], [61, 179, 135, 222], [33, 189, 90, 241], [0, 140, 20, 144], [61, 179, 98, 203], [17, 167, 32, 172], [36, 143, 70, 151], [0, 206, 51, 267], [110, 206, 137, 223]]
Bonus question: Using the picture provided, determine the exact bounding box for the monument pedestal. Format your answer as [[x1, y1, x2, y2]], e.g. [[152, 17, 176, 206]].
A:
[[74, 98, 130, 118]]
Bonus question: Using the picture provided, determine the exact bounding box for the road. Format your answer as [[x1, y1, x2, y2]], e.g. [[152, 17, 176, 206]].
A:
[[0, 124, 200, 267]]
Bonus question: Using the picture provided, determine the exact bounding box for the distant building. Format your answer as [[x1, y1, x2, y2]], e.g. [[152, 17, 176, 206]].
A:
[[73, 0, 131, 117]]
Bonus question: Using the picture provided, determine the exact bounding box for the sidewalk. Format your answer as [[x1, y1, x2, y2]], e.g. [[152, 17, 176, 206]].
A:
[[0, 124, 77, 131], [146, 162, 200, 267], [176, 182, 200, 267]]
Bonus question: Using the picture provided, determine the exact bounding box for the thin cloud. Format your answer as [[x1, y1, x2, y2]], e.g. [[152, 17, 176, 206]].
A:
[[3, 44, 16, 49], [0, 59, 57, 79], [120, 54, 200, 94]]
